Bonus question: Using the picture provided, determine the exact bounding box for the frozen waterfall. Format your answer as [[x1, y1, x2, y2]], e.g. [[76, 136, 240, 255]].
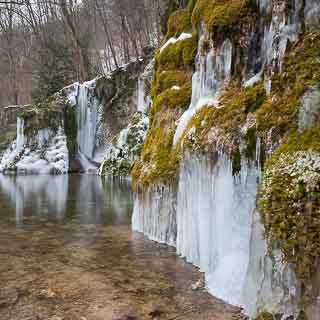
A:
[[176, 153, 259, 307], [173, 37, 232, 145], [16, 117, 25, 152], [132, 185, 177, 246], [75, 81, 101, 171]]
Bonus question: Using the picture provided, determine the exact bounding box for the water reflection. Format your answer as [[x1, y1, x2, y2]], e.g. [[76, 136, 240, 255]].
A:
[[0, 174, 132, 225]]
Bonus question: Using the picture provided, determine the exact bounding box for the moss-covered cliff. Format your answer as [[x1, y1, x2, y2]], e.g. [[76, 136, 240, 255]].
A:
[[131, 0, 320, 317]]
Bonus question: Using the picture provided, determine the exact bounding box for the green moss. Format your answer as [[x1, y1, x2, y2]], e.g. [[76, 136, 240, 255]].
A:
[[272, 124, 320, 157], [111, 136, 117, 146], [131, 113, 141, 126], [64, 106, 77, 160], [257, 32, 320, 134], [101, 158, 132, 176], [244, 127, 257, 159], [151, 85, 191, 116], [258, 124, 320, 285], [255, 311, 274, 320], [167, 9, 192, 38], [152, 70, 191, 97], [132, 118, 180, 187], [132, 4, 196, 188], [157, 31, 198, 71], [180, 82, 266, 155], [17, 104, 37, 120], [160, 0, 178, 35], [191, 0, 254, 36], [232, 147, 241, 175], [187, 0, 197, 12]]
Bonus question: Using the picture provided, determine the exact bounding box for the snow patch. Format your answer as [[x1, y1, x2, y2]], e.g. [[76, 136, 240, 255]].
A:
[[160, 33, 192, 53]]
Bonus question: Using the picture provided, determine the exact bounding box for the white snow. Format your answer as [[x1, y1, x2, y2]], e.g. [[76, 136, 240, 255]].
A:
[[160, 33, 192, 53], [0, 125, 69, 174]]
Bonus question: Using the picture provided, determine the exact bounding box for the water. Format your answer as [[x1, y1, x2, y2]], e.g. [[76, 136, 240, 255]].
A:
[[0, 174, 242, 320]]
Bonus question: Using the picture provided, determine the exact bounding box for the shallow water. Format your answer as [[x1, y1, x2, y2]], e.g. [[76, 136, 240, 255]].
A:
[[0, 174, 243, 320]]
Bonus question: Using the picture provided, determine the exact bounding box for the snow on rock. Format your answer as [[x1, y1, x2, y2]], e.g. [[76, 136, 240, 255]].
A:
[[160, 33, 192, 53], [0, 121, 69, 175]]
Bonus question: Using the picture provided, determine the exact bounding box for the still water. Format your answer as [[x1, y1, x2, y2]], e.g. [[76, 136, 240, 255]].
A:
[[0, 175, 132, 225], [0, 174, 240, 320]]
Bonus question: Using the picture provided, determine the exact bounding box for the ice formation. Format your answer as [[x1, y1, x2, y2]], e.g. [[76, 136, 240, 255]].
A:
[[173, 36, 232, 145], [132, 185, 177, 246], [0, 118, 69, 174], [72, 79, 103, 172], [176, 153, 259, 306], [243, 210, 300, 317]]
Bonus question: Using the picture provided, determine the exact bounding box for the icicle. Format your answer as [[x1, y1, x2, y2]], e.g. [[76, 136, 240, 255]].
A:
[[76, 83, 99, 160], [255, 136, 261, 175], [16, 117, 25, 152], [173, 38, 232, 145]]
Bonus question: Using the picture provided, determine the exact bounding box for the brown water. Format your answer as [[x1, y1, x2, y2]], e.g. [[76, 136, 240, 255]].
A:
[[0, 174, 244, 320]]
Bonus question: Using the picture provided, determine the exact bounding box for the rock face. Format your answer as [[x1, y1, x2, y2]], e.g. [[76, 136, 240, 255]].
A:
[[0, 57, 152, 174], [131, 0, 320, 319], [0, 106, 20, 153], [99, 59, 154, 177], [299, 85, 320, 132]]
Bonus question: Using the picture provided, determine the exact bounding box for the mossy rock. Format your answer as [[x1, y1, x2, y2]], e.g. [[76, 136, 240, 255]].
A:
[[17, 105, 37, 120], [257, 32, 320, 134], [191, 0, 255, 37], [152, 70, 192, 97], [255, 311, 274, 320], [64, 106, 77, 160], [157, 31, 198, 71], [179, 82, 266, 156], [258, 124, 320, 285], [167, 9, 192, 38], [132, 4, 195, 188]]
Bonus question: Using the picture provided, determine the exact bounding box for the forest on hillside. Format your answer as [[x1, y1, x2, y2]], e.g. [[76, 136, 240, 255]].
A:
[[0, 0, 176, 106]]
